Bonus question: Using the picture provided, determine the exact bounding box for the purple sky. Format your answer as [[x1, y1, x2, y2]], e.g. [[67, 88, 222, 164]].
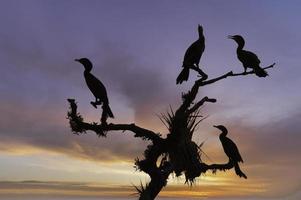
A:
[[0, 0, 300, 199]]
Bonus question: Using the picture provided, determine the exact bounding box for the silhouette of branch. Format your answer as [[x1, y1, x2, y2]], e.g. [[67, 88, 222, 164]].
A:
[[202, 161, 233, 173], [231, 63, 275, 76], [67, 99, 161, 142], [187, 96, 217, 114], [197, 71, 234, 86], [143, 163, 173, 199], [201, 160, 247, 178], [198, 62, 276, 87], [179, 83, 202, 112]]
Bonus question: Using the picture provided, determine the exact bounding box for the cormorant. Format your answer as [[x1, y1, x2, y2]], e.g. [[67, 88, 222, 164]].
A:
[[213, 125, 247, 179], [75, 58, 114, 121], [176, 25, 208, 84], [228, 35, 268, 77]]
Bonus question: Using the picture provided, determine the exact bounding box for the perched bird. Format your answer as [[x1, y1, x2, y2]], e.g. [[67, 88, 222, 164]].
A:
[[176, 25, 207, 84], [75, 58, 114, 121], [213, 125, 247, 179], [228, 35, 268, 77]]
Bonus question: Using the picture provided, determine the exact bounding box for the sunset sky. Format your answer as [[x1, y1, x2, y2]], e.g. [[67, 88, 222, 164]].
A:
[[0, 0, 300, 199]]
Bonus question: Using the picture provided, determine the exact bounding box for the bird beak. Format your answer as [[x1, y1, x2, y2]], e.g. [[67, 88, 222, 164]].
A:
[[74, 59, 79, 62], [213, 125, 218, 128], [227, 35, 234, 39]]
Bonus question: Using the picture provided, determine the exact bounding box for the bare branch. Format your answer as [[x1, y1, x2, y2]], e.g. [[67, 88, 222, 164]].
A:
[[187, 96, 217, 114], [199, 63, 276, 87], [202, 161, 234, 173], [67, 99, 162, 142], [198, 71, 234, 86], [231, 63, 275, 77]]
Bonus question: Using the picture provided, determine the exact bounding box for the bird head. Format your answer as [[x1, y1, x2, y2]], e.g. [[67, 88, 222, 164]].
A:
[[75, 57, 93, 72], [213, 125, 228, 135], [198, 24, 203, 32], [198, 24, 203, 37], [227, 35, 245, 46]]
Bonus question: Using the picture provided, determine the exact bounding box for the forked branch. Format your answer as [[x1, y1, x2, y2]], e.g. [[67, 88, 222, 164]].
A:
[[180, 63, 275, 112]]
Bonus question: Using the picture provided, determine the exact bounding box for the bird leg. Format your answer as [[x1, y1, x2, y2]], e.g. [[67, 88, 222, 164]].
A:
[[194, 64, 208, 80]]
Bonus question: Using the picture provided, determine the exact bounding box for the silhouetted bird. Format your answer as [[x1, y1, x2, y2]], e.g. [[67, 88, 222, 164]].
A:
[[213, 125, 247, 179], [228, 35, 268, 77], [75, 58, 114, 121], [176, 25, 208, 84]]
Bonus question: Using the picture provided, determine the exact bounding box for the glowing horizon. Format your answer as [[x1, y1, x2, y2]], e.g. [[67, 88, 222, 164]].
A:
[[0, 0, 300, 199]]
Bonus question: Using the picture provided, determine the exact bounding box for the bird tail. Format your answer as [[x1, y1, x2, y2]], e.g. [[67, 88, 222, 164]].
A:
[[234, 162, 247, 179], [101, 104, 114, 124], [253, 65, 268, 77], [176, 67, 190, 84], [104, 104, 114, 118]]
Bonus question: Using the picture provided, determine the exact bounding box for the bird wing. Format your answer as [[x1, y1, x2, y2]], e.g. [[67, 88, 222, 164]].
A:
[[223, 137, 243, 163], [183, 39, 205, 67], [84, 73, 108, 102], [239, 50, 261, 66]]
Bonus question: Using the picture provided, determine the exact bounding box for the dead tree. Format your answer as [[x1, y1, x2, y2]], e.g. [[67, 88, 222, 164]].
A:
[[67, 32, 275, 199]]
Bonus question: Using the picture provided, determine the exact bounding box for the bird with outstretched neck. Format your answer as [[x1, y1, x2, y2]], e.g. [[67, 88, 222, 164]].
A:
[[75, 58, 114, 123], [176, 25, 208, 84], [213, 125, 247, 179], [228, 35, 268, 77]]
